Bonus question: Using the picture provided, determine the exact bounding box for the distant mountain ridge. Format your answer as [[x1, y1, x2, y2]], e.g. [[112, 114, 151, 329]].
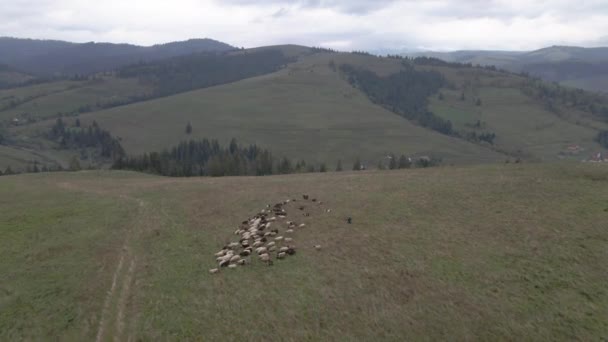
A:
[[0, 37, 235, 76], [408, 46, 608, 92]]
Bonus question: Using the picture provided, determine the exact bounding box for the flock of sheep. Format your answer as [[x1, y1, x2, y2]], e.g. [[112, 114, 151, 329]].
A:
[[209, 194, 326, 274]]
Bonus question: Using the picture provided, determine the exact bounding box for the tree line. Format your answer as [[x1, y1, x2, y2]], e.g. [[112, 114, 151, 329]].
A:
[[118, 49, 294, 97], [339, 63, 454, 135], [49, 118, 125, 161]]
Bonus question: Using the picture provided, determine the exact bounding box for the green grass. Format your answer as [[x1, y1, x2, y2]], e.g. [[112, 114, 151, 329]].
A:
[[0, 172, 137, 340], [1, 163, 607, 340], [4, 49, 608, 170], [13, 53, 502, 166], [0, 77, 152, 123]]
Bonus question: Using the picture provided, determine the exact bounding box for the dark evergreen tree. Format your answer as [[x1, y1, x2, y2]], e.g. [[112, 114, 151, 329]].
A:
[[69, 156, 81, 171], [353, 158, 362, 171], [336, 160, 343, 171], [398, 155, 411, 169], [597, 130, 608, 148], [388, 154, 397, 170], [186, 122, 193, 134], [319, 163, 327, 172]]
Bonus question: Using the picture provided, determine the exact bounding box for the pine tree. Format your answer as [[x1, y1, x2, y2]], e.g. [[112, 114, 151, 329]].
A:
[[336, 160, 343, 171], [388, 154, 397, 169], [319, 163, 327, 172], [185, 122, 193, 134], [398, 155, 411, 169], [69, 156, 81, 171], [353, 158, 362, 171]]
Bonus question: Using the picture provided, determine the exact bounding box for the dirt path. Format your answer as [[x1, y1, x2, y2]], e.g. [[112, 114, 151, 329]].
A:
[[56, 179, 155, 342]]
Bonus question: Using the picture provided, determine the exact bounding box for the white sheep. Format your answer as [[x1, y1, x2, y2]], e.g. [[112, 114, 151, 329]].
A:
[[256, 247, 268, 255], [266, 241, 276, 247], [259, 253, 270, 262], [230, 255, 241, 263], [209, 268, 219, 274], [314, 245, 322, 250], [274, 236, 284, 242], [299, 223, 306, 228], [268, 246, 277, 252], [253, 241, 263, 248], [237, 259, 247, 265], [277, 252, 286, 259], [284, 237, 293, 243], [228, 264, 237, 269], [279, 246, 289, 253], [285, 229, 294, 234]]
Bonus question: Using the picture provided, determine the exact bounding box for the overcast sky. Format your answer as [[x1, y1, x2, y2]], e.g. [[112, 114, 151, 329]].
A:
[[2, 0, 608, 51]]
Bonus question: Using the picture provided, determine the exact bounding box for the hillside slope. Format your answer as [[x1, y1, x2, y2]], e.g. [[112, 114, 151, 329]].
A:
[[0, 37, 234, 76], [4, 47, 608, 170], [1, 164, 606, 340], [15, 51, 504, 166], [411, 46, 608, 93]]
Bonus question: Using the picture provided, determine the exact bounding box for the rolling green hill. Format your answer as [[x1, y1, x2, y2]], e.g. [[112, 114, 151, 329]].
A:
[[410, 46, 608, 93], [2, 46, 608, 171], [1, 163, 606, 340]]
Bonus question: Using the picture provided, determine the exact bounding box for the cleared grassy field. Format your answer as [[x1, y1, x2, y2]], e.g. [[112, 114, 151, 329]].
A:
[[1, 163, 607, 340], [13, 54, 502, 166], [429, 70, 608, 160], [0, 77, 152, 122]]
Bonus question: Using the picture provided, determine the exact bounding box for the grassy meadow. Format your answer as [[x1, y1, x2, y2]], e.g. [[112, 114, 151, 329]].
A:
[[1, 163, 607, 340]]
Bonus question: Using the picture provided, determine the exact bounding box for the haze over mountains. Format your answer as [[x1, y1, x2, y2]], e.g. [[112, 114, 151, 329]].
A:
[[409, 46, 608, 93], [0, 37, 234, 77]]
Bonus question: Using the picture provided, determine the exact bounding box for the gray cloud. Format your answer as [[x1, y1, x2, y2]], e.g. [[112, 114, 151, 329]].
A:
[[221, 0, 398, 14], [0, 0, 607, 51]]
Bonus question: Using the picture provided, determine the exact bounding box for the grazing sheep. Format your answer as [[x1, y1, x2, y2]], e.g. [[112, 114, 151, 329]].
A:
[[229, 242, 240, 249], [256, 247, 268, 255], [279, 246, 289, 253], [277, 252, 286, 259], [253, 241, 263, 248], [234, 229, 242, 235], [214, 250, 227, 257], [259, 253, 270, 262], [268, 246, 277, 252], [228, 264, 237, 269], [314, 245, 322, 250], [237, 259, 247, 265], [264, 232, 272, 237], [269, 217, 276, 222], [266, 241, 276, 247], [285, 229, 294, 234], [230, 255, 241, 263], [240, 250, 251, 257], [270, 231, 277, 237], [284, 237, 293, 243], [209, 268, 219, 274], [286, 247, 296, 255], [326, 209, 331, 213], [275, 236, 284, 242], [299, 223, 306, 228], [219, 259, 230, 268]]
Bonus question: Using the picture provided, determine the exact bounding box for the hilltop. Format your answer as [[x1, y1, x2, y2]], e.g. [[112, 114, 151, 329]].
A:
[[0, 37, 234, 76], [1, 44, 608, 172], [409, 46, 608, 93]]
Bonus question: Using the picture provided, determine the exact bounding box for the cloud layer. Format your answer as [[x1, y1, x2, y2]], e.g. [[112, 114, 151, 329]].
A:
[[1, 0, 607, 51]]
